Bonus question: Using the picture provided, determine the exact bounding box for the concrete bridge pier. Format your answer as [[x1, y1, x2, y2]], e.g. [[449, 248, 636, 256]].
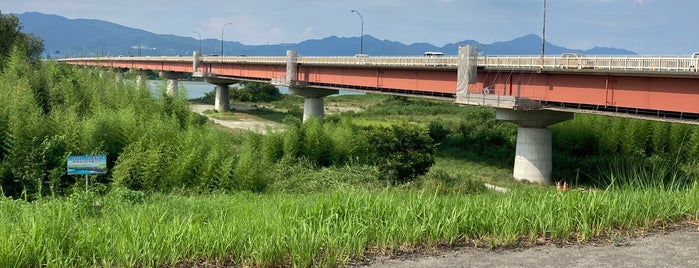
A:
[[136, 73, 147, 88], [160, 71, 188, 95], [214, 84, 231, 112], [204, 77, 238, 112], [282, 50, 338, 121], [289, 87, 338, 121], [496, 109, 574, 184]]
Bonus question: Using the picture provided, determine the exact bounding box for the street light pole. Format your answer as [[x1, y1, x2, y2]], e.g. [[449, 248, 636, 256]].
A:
[[193, 30, 202, 54], [221, 22, 232, 57], [350, 10, 364, 55], [541, 0, 547, 67]]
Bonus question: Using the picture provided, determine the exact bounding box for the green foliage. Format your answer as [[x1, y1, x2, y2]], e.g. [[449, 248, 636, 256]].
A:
[[415, 169, 487, 195], [595, 157, 697, 190], [282, 118, 303, 161], [363, 122, 436, 183], [325, 119, 368, 164], [301, 118, 333, 166], [551, 114, 699, 185], [1, 185, 697, 267], [427, 121, 449, 144], [0, 53, 256, 196], [234, 133, 268, 192], [0, 11, 44, 70], [230, 81, 282, 102], [437, 108, 516, 167], [260, 132, 284, 164]]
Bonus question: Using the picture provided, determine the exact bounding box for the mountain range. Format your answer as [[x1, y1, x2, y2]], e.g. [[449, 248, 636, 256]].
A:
[[16, 12, 636, 58]]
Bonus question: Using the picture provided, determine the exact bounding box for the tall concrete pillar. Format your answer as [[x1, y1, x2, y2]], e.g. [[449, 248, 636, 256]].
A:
[[215, 84, 230, 112], [290, 87, 338, 121], [283, 49, 337, 121], [136, 73, 147, 88], [303, 97, 325, 120], [167, 79, 179, 95], [496, 109, 574, 184], [514, 127, 553, 183], [285, 50, 299, 85], [160, 71, 187, 96], [193, 51, 201, 73], [204, 77, 237, 112]]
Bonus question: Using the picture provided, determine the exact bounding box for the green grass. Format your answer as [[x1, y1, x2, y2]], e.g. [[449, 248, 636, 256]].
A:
[[237, 107, 301, 124], [2, 183, 697, 267], [203, 110, 240, 121], [325, 94, 388, 109], [4, 56, 699, 267]]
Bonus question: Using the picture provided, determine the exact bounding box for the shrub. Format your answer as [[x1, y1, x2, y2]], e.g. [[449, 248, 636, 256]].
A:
[[230, 81, 282, 102], [427, 121, 449, 144], [234, 133, 268, 192], [301, 118, 333, 166], [363, 122, 436, 184]]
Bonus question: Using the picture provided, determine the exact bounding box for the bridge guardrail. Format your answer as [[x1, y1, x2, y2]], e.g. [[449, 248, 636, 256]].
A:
[[60, 55, 699, 73], [480, 55, 699, 72]]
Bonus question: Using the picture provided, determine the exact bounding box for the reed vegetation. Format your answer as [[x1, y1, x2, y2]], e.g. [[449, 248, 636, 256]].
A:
[[1, 48, 698, 267]]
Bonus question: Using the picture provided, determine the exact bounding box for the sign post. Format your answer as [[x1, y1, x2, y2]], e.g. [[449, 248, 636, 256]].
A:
[[67, 155, 107, 190]]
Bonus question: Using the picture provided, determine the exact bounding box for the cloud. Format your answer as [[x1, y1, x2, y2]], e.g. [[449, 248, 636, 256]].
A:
[[635, 0, 650, 6]]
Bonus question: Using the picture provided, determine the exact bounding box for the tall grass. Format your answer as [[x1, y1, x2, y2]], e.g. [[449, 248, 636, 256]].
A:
[[552, 114, 699, 185], [1, 183, 697, 267]]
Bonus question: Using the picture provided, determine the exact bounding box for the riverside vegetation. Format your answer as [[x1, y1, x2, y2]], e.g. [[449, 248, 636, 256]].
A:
[[1, 46, 698, 267]]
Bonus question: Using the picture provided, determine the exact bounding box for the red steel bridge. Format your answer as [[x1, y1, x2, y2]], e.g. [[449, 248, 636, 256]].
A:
[[59, 48, 699, 184]]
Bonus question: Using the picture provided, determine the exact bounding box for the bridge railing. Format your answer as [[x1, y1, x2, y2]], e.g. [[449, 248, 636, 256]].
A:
[[200, 55, 461, 67], [300, 56, 459, 67], [61, 55, 699, 73], [203, 56, 287, 64], [481, 55, 699, 72]]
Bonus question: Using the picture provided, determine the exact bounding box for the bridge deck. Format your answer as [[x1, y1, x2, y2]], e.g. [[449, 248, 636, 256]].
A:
[[59, 55, 699, 123]]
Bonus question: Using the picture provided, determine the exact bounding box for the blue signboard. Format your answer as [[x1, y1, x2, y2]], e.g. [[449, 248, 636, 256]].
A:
[[67, 155, 107, 175]]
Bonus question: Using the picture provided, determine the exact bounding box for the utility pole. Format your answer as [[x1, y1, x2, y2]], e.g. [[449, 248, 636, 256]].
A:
[[541, 0, 547, 67]]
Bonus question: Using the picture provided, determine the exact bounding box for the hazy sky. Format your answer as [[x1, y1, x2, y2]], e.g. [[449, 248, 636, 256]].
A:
[[1, 0, 697, 55]]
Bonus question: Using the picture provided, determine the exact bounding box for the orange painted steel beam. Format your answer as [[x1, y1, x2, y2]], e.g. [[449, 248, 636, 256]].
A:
[[474, 71, 699, 114], [62, 59, 699, 114]]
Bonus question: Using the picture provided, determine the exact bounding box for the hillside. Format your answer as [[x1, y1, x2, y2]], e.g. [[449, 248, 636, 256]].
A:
[[17, 12, 636, 58]]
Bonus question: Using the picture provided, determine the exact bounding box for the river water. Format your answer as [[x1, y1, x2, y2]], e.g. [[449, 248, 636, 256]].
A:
[[149, 80, 362, 99]]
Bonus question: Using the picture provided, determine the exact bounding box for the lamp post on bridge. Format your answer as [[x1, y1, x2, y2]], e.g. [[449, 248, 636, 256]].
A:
[[221, 22, 232, 57], [193, 30, 202, 54], [350, 10, 364, 55]]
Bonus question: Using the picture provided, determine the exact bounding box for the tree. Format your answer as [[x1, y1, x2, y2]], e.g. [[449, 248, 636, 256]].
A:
[[230, 81, 282, 102], [363, 122, 436, 184], [0, 11, 44, 70]]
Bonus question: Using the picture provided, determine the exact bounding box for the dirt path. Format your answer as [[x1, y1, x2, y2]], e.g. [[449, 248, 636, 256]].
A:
[[363, 226, 699, 268], [192, 104, 283, 133]]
